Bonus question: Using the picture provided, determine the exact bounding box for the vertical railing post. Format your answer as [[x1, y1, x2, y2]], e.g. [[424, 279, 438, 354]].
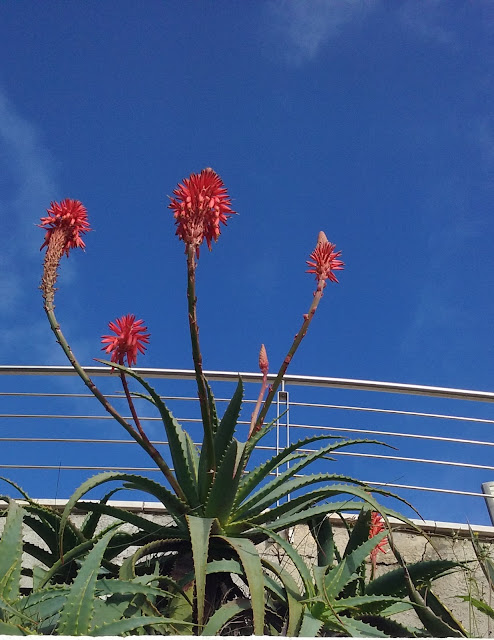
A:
[[276, 383, 290, 501]]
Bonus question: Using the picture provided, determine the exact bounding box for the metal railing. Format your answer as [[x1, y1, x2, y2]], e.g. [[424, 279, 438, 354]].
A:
[[1, 365, 493, 525]]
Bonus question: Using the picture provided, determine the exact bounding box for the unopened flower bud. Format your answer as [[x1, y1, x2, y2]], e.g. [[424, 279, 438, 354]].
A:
[[259, 344, 269, 376]]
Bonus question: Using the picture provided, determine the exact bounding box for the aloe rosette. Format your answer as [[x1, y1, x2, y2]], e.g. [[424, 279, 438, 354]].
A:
[[33, 170, 425, 634]]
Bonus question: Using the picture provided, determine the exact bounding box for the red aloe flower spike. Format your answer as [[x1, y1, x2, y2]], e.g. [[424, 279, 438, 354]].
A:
[[369, 511, 388, 575], [168, 168, 236, 257], [255, 232, 343, 431], [39, 199, 91, 257], [306, 231, 344, 287], [101, 314, 150, 368], [40, 199, 92, 306]]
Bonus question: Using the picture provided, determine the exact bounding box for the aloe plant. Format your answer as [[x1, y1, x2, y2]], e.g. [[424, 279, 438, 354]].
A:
[[32, 172, 426, 632], [258, 508, 467, 637], [0, 499, 193, 635]]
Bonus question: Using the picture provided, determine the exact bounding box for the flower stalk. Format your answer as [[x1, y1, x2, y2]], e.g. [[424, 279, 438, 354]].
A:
[[186, 245, 215, 472], [254, 232, 343, 432], [248, 344, 269, 438], [169, 168, 236, 473], [40, 200, 184, 499]]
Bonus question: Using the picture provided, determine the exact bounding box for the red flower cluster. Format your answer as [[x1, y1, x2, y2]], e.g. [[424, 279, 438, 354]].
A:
[[369, 511, 388, 570], [39, 199, 91, 257], [306, 231, 344, 284], [101, 314, 150, 367], [168, 168, 235, 255]]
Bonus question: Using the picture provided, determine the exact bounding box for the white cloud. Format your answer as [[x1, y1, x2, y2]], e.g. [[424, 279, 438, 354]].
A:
[[264, 0, 377, 65], [397, 0, 454, 45], [0, 91, 63, 362]]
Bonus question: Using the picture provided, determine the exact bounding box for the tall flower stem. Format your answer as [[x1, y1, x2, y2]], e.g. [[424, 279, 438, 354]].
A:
[[255, 283, 325, 431], [41, 247, 184, 498], [119, 371, 170, 476], [186, 245, 215, 472]]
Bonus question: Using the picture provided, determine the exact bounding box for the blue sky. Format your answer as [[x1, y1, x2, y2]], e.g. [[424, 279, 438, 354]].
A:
[[1, 1, 494, 524]]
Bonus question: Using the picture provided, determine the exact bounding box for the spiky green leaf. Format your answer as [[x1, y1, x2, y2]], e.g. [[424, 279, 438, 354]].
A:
[[57, 529, 116, 635], [0, 501, 23, 602], [201, 598, 251, 636], [186, 515, 214, 627]]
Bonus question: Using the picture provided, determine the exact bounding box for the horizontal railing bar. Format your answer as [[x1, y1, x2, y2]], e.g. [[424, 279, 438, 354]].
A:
[[334, 449, 494, 471], [0, 464, 485, 499], [1, 425, 492, 451], [3, 437, 490, 471], [2, 414, 493, 449], [0, 437, 276, 452], [362, 480, 486, 498], [2, 365, 494, 403], [290, 423, 494, 447], [0, 391, 249, 404], [290, 402, 494, 425]]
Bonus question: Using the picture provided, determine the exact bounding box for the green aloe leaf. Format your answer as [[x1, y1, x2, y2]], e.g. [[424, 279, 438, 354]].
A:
[[57, 529, 116, 635], [418, 587, 467, 635], [119, 538, 189, 581], [321, 533, 387, 600], [20, 588, 69, 633], [214, 536, 265, 635], [205, 439, 245, 523], [81, 487, 121, 540], [22, 514, 58, 558], [214, 377, 243, 459], [95, 577, 172, 599], [23, 502, 82, 554], [77, 500, 177, 536], [91, 615, 193, 636], [298, 610, 324, 637], [233, 410, 288, 485], [238, 473, 368, 521], [459, 595, 494, 619], [260, 491, 381, 533], [58, 471, 188, 553], [0, 620, 28, 635], [97, 359, 200, 508], [256, 527, 314, 597], [22, 541, 54, 569], [235, 434, 338, 507], [236, 438, 385, 516], [198, 379, 238, 504], [469, 525, 494, 588], [40, 523, 121, 589], [365, 615, 424, 638], [330, 593, 405, 614], [0, 500, 23, 603], [309, 513, 337, 567], [263, 559, 303, 636], [336, 615, 390, 637], [366, 559, 461, 597], [201, 598, 251, 636], [0, 595, 33, 622], [344, 506, 373, 559], [405, 580, 465, 638], [186, 515, 214, 627], [206, 380, 219, 435]]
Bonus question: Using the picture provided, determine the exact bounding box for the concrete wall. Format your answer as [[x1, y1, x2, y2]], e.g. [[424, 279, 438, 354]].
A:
[[4, 499, 494, 637]]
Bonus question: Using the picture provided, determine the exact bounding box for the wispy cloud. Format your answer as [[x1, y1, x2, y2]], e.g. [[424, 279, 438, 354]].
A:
[[264, 0, 377, 66], [397, 0, 454, 45], [0, 91, 63, 362]]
